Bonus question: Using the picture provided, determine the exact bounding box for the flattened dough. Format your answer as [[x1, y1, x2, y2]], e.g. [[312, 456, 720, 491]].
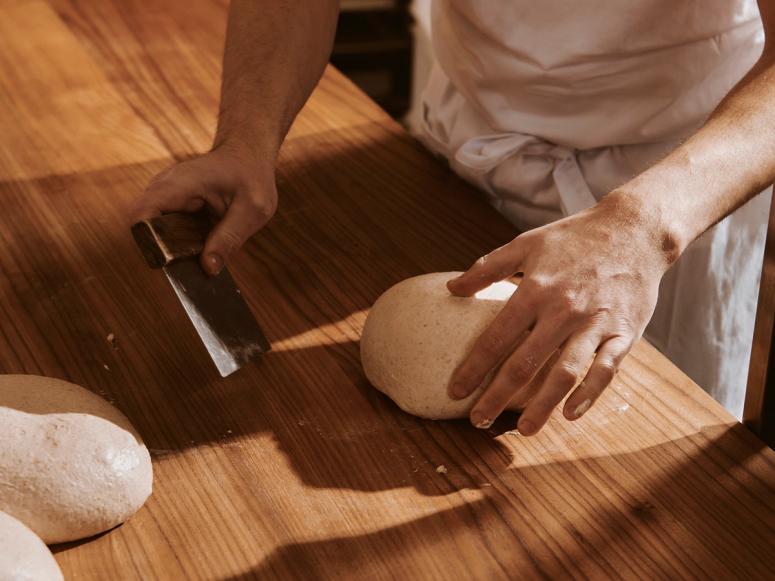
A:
[[0, 375, 153, 543], [360, 272, 519, 419], [0, 510, 63, 581]]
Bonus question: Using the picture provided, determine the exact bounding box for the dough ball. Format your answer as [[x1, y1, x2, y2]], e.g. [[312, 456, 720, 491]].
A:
[[0, 511, 63, 581], [0, 375, 153, 544], [361, 272, 518, 419]]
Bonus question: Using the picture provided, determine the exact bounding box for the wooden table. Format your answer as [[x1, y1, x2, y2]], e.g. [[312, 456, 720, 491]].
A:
[[1, 1, 773, 579]]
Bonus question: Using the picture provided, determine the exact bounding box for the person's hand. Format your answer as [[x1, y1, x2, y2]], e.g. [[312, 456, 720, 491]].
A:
[[447, 194, 676, 435], [133, 145, 278, 276]]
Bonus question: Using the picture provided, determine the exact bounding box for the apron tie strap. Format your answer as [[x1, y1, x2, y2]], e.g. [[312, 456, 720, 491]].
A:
[[452, 133, 599, 218]]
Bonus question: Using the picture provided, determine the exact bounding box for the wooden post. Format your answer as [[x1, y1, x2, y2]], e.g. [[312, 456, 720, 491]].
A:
[[744, 191, 775, 447]]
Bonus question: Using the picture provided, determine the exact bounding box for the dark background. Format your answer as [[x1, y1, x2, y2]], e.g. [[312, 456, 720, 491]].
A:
[[333, 1, 413, 119]]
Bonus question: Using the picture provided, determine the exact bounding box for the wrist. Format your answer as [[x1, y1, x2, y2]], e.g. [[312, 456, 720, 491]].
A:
[[211, 127, 280, 167], [596, 189, 686, 273], [207, 140, 278, 190]]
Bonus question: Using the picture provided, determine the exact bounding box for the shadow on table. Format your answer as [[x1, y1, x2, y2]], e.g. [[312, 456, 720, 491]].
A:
[[0, 137, 520, 504], [50, 529, 112, 555], [0, 126, 513, 445], [218, 424, 774, 580], [164, 336, 519, 497], [0, 168, 513, 497]]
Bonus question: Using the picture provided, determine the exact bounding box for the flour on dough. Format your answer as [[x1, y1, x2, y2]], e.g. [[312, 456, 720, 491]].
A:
[[360, 272, 518, 419], [0, 510, 63, 581], [0, 375, 153, 543]]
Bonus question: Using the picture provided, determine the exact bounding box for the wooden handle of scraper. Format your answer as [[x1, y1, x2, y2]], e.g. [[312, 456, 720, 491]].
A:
[[131, 212, 211, 269]]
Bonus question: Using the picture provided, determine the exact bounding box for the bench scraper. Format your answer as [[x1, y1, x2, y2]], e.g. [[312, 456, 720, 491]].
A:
[[131, 212, 271, 377]]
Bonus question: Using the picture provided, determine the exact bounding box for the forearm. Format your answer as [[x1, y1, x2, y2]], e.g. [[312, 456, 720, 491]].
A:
[[610, 39, 775, 264], [212, 0, 339, 160]]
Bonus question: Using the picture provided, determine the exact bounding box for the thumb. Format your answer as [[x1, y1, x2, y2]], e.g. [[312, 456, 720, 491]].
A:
[[200, 195, 275, 276], [447, 240, 524, 297]]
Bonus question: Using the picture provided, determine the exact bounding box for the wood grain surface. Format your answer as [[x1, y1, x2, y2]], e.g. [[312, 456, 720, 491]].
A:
[[1, 1, 774, 579]]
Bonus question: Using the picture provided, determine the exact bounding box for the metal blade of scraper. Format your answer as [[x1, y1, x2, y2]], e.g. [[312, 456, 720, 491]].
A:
[[131, 212, 270, 378], [163, 258, 271, 377]]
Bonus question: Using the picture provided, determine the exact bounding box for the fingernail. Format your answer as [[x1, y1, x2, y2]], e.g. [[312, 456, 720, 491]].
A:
[[205, 253, 223, 276], [573, 399, 591, 419], [471, 412, 494, 429], [449, 382, 469, 399], [517, 419, 535, 435]]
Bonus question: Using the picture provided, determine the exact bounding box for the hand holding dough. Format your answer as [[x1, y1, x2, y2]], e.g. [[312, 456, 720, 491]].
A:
[[0, 375, 153, 544], [0, 511, 63, 581], [360, 272, 521, 419]]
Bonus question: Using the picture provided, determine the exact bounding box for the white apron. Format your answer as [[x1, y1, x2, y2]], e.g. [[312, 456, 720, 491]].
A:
[[418, 0, 772, 418]]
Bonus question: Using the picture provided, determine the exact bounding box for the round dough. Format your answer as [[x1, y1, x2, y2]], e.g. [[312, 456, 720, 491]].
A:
[[0, 375, 153, 543], [0, 511, 63, 581], [361, 272, 519, 419]]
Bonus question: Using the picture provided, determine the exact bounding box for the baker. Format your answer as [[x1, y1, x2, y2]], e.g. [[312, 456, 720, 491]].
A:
[[134, 1, 775, 435]]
